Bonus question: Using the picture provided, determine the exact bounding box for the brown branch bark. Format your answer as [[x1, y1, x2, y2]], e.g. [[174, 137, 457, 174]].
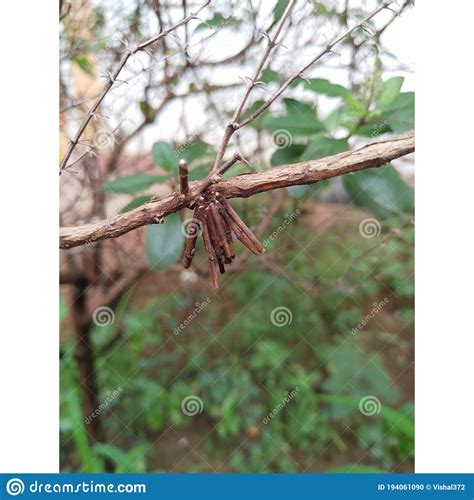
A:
[[60, 130, 414, 249]]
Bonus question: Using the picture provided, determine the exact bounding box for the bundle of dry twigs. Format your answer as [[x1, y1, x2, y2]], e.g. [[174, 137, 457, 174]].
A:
[[182, 192, 264, 288]]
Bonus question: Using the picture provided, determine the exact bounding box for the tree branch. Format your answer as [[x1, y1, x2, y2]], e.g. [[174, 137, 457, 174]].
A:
[[238, 0, 395, 129], [59, 0, 210, 174], [209, 0, 297, 176], [60, 130, 414, 249]]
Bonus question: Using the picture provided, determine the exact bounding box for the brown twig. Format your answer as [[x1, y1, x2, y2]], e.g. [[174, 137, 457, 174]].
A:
[[179, 159, 190, 195], [59, 131, 415, 249], [59, 0, 211, 174], [217, 196, 264, 255], [201, 215, 220, 289], [207, 1, 396, 179], [237, 1, 396, 129], [209, 0, 297, 177]]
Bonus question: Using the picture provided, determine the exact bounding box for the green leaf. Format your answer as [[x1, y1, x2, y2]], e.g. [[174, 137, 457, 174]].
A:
[[270, 144, 306, 167], [264, 113, 324, 137], [273, 0, 289, 22], [343, 165, 414, 218], [176, 139, 213, 164], [283, 98, 314, 116], [139, 100, 155, 120], [381, 404, 414, 441], [300, 137, 349, 161], [71, 54, 94, 77], [152, 141, 178, 171], [323, 106, 347, 132], [353, 118, 392, 138], [304, 78, 350, 98], [145, 213, 185, 270], [383, 92, 414, 132], [64, 378, 103, 472], [260, 68, 280, 84], [103, 173, 167, 194], [120, 195, 152, 213], [242, 99, 267, 130], [94, 443, 148, 473], [189, 163, 212, 181], [376, 76, 404, 108], [195, 13, 242, 32]]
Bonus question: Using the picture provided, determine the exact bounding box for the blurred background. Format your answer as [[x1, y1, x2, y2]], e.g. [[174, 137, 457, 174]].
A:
[[59, 0, 414, 472]]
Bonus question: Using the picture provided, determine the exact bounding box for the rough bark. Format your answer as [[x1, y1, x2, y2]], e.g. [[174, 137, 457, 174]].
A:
[[60, 130, 414, 249]]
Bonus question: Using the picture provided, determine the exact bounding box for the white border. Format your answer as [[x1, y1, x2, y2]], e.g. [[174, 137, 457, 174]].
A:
[[1, 0, 473, 474], [0, 2, 59, 472], [415, 0, 474, 473]]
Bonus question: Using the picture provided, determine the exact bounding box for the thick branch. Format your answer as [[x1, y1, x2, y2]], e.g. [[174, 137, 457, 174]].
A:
[[60, 131, 414, 249]]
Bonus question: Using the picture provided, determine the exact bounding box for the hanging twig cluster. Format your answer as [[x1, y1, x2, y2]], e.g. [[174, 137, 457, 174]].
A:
[[182, 191, 264, 289]]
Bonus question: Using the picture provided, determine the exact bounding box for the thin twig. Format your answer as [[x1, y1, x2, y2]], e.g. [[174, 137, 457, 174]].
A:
[[209, 0, 297, 177], [59, 0, 211, 175], [238, 1, 396, 129], [179, 159, 190, 195]]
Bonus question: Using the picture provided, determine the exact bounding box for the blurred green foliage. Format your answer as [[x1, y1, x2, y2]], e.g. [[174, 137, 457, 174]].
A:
[[61, 207, 414, 472]]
